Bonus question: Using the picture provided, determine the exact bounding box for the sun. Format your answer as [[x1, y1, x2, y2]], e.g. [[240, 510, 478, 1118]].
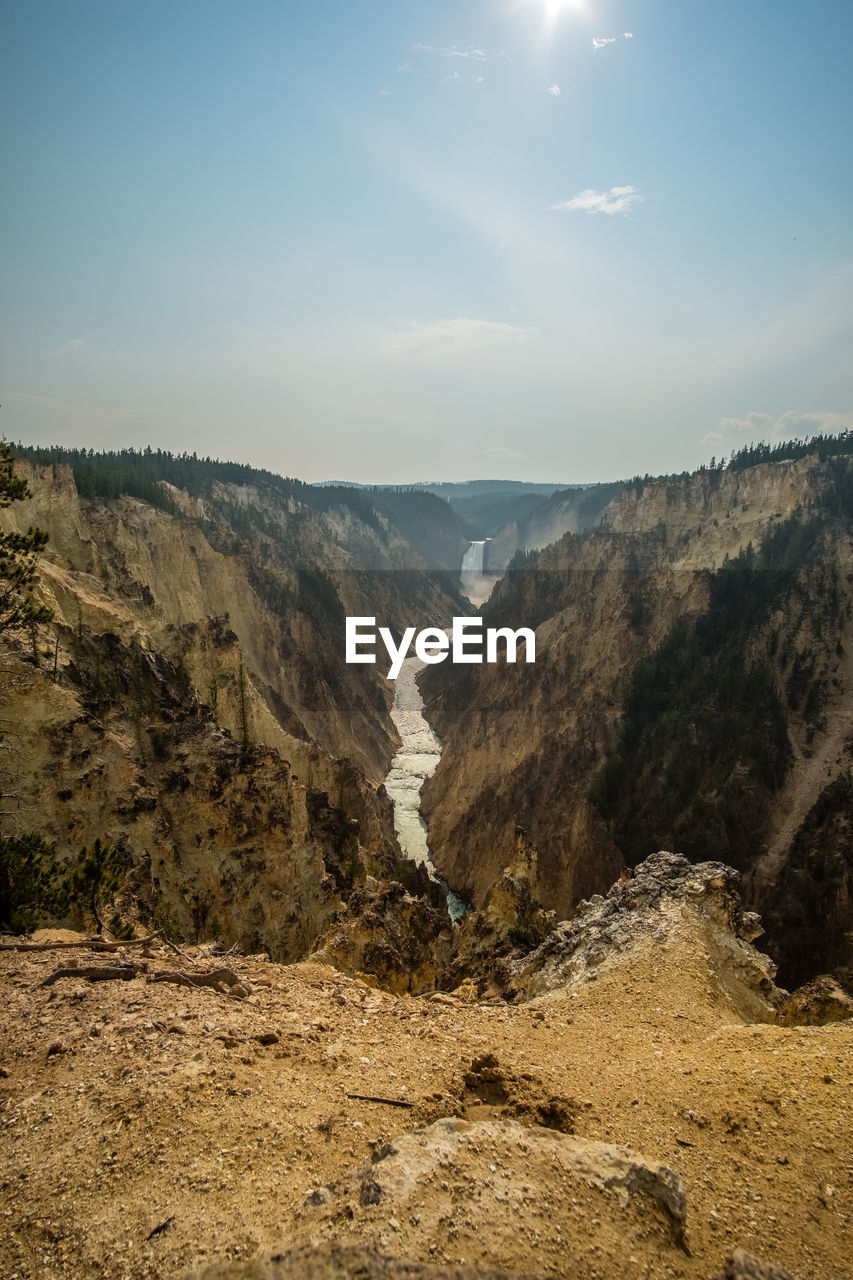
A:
[[513, 0, 588, 34], [542, 0, 586, 14]]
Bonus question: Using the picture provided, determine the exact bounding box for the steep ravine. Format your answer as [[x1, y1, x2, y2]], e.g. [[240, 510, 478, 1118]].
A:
[[5, 450, 852, 991]]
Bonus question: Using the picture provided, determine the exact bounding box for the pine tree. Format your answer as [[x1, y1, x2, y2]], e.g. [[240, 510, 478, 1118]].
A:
[[0, 832, 68, 932], [0, 442, 53, 637], [69, 838, 128, 935]]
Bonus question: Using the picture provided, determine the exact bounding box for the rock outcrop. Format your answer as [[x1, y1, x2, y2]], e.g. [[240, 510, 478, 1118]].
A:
[[292, 1118, 688, 1271], [310, 875, 455, 996], [501, 852, 782, 1018], [439, 830, 555, 994], [309, 829, 558, 997]]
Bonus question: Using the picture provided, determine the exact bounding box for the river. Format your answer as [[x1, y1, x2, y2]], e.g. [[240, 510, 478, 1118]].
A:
[[385, 654, 466, 920]]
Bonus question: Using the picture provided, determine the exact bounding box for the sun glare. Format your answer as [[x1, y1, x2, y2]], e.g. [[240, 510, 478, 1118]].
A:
[[514, 0, 588, 35]]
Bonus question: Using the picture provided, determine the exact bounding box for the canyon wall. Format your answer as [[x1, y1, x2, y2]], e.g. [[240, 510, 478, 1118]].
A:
[[0, 459, 463, 955], [421, 453, 853, 986]]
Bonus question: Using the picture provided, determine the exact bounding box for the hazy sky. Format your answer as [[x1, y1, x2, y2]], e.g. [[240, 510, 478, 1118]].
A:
[[2, 1, 852, 484]]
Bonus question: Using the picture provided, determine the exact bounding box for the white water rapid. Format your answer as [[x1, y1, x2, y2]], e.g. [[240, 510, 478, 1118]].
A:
[[385, 655, 466, 920]]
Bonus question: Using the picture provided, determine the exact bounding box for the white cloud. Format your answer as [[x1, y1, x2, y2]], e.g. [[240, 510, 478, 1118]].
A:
[[486, 446, 525, 460], [413, 43, 487, 61], [591, 33, 632, 50], [549, 185, 643, 216], [60, 338, 85, 352], [379, 89, 391, 97], [547, 84, 561, 96], [381, 317, 540, 357], [396, 62, 412, 73], [713, 409, 853, 443]]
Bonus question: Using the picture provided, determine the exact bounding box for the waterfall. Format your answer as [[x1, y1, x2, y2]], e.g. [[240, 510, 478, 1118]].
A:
[[462, 540, 486, 574], [384, 656, 467, 921], [460, 539, 493, 606]]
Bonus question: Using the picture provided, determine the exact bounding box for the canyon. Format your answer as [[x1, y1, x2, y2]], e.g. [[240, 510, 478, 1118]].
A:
[[0, 441, 851, 1279]]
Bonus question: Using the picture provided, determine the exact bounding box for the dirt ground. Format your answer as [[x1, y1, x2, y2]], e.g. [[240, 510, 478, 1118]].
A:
[[0, 931, 849, 1280]]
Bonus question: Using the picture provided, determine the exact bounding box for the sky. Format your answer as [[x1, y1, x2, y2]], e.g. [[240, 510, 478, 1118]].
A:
[[1, 0, 852, 485]]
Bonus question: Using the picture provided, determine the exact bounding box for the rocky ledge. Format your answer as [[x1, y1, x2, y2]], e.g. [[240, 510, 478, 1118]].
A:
[[500, 851, 780, 1014]]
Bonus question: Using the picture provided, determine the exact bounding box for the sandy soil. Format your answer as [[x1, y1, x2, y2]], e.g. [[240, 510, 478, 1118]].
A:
[[0, 933, 849, 1280]]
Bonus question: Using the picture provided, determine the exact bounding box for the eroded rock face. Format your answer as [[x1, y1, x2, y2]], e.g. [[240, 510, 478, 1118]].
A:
[[420, 452, 853, 993], [0, 647, 405, 960], [0, 460, 468, 960], [441, 831, 556, 993], [310, 876, 455, 996], [309, 848, 796, 1009], [501, 852, 782, 1016], [308, 830, 561, 996], [474, 830, 555, 946]]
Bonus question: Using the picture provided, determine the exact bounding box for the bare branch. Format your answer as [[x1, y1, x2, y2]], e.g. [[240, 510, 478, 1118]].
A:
[[0, 929, 165, 953]]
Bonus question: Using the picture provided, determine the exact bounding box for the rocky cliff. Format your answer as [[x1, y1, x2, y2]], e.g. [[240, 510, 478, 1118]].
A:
[[421, 451, 853, 985], [484, 481, 624, 575], [3, 458, 465, 779], [0, 456, 464, 957]]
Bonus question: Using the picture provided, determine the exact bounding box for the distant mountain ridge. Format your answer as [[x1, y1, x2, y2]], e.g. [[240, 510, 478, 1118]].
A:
[[314, 479, 574, 495], [314, 479, 593, 542]]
